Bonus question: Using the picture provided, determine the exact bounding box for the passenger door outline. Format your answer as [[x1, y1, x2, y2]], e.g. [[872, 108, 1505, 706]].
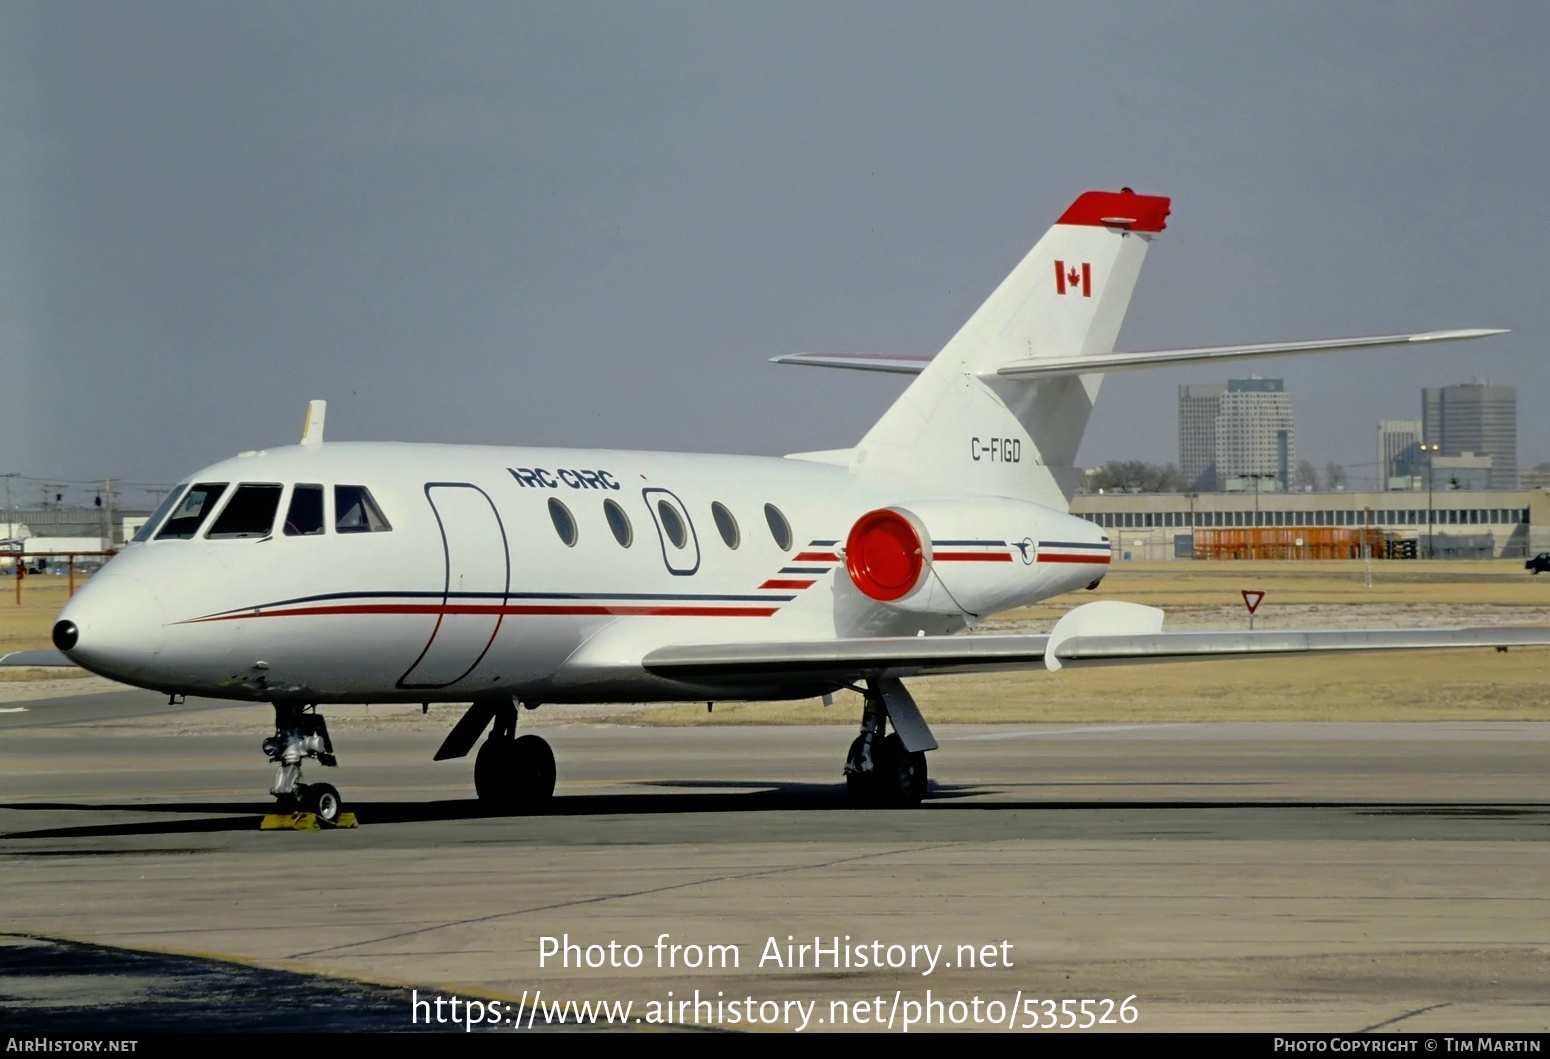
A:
[[398, 483, 510, 689]]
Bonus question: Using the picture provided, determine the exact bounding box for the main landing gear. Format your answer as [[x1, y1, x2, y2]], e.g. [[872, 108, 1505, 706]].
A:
[[843, 677, 937, 808], [435, 695, 556, 813], [264, 702, 345, 823]]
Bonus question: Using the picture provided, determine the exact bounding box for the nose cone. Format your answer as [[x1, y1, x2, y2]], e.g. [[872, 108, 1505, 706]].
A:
[[54, 571, 167, 682], [52, 619, 78, 651]]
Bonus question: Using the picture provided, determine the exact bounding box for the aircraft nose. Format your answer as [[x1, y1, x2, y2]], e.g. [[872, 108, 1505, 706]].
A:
[[54, 572, 167, 681]]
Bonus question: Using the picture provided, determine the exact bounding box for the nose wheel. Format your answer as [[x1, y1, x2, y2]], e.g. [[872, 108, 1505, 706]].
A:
[[265, 702, 346, 820]]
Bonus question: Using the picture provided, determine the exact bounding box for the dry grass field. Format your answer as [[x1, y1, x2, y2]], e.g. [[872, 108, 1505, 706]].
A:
[[0, 575, 96, 681], [3, 561, 1546, 723]]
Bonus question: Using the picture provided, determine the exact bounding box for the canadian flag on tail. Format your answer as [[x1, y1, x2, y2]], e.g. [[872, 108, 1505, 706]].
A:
[[1054, 260, 1091, 297]]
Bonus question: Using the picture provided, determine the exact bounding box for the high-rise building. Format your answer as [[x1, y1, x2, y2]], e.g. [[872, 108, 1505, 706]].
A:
[[1377, 419, 1422, 490], [1178, 383, 1225, 490], [1216, 377, 1295, 491], [1177, 377, 1295, 492], [1422, 382, 1517, 489]]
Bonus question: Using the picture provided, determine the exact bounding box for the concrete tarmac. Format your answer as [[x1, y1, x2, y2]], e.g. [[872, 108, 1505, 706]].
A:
[[1, 688, 1547, 1034]]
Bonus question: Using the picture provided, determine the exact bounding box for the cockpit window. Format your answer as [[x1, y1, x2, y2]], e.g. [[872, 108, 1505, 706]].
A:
[[133, 485, 188, 543], [335, 485, 392, 533], [206, 483, 283, 540], [284, 484, 325, 537], [155, 483, 229, 540]]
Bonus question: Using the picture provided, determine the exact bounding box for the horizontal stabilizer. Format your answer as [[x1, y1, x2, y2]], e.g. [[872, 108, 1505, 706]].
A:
[[642, 622, 1550, 682], [771, 330, 1506, 381], [771, 352, 931, 375], [992, 329, 1507, 379]]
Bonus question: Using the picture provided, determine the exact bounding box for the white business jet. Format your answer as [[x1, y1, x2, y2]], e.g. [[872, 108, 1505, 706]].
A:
[[36, 189, 1546, 820]]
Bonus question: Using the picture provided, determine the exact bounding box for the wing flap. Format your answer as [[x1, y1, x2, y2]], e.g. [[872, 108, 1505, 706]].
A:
[[642, 634, 1051, 681]]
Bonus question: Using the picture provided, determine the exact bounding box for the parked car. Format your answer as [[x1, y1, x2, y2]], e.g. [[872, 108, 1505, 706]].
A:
[[1528, 553, 1550, 574]]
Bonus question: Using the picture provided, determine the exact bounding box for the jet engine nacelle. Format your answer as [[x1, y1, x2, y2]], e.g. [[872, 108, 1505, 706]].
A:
[[843, 497, 1107, 617]]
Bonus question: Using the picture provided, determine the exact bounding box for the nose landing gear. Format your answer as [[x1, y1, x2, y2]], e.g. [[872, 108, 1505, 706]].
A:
[[264, 702, 345, 823]]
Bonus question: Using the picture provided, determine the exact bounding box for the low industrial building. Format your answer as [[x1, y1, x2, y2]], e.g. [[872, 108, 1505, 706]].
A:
[[1071, 488, 1548, 561], [0, 507, 151, 570]]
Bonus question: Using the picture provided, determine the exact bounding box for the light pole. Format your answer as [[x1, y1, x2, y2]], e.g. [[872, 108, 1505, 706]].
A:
[[1183, 490, 1199, 561], [1247, 472, 1272, 559], [1421, 443, 1439, 559], [0, 473, 15, 541], [1, 473, 17, 586]]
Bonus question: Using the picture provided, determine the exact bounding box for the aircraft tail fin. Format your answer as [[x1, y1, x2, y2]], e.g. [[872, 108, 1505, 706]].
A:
[[851, 189, 1169, 507]]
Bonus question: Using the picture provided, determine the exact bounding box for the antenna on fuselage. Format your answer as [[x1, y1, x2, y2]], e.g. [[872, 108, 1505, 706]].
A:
[[300, 400, 327, 447]]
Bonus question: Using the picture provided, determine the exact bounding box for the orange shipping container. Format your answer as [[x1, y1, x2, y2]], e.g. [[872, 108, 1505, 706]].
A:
[[1192, 527, 1384, 560]]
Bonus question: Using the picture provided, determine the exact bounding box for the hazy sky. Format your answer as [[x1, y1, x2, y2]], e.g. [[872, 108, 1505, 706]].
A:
[[4, 2, 1546, 507]]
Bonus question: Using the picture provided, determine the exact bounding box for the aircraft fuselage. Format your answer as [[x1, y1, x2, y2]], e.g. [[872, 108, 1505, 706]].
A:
[[56, 441, 1109, 705]]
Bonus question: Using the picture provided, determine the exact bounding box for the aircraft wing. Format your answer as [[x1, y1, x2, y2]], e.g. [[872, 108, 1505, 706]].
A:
[[642, 624, 1550, 683], [0, 650, 75, 667]]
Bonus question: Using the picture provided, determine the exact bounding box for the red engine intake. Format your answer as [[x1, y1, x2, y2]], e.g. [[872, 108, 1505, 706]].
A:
[[845, 509, 927, 602]]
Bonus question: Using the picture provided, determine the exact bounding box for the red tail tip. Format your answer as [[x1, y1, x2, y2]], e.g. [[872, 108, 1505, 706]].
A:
[[1057, 189, 1171, 233]]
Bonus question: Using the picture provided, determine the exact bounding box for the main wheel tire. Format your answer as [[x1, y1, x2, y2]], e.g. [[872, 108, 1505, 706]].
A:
[[513, 734, 557, 805], [474, 737, 519, 810], [880, 733, 927, 807], [844, 735, 877, 806], [474, 735, 557, 811], [845, 771, 875, 806], [306, 782, 344, 823]]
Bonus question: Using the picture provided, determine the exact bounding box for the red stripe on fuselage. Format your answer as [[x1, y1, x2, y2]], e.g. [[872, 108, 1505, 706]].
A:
[[933, 552, 1012, 562], [793, 551, 839, 562], [1036, 554, 1111, 564], [759, 579, 816, 589], [183, 603, 779, 624]]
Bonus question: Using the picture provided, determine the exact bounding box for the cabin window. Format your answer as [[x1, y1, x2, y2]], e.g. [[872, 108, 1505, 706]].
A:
[[206, 484, 284, 540], [657, 499, 687, 549], [335, 486, 392, 533], [603, 499, 632, 547], [133, 485, 188, 542], [711, 502, 740, 549], [549, 498, 578, 546], [764, 503, 792, 551], [284, 484, 326, 536], [156, 483, 229, 540]]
